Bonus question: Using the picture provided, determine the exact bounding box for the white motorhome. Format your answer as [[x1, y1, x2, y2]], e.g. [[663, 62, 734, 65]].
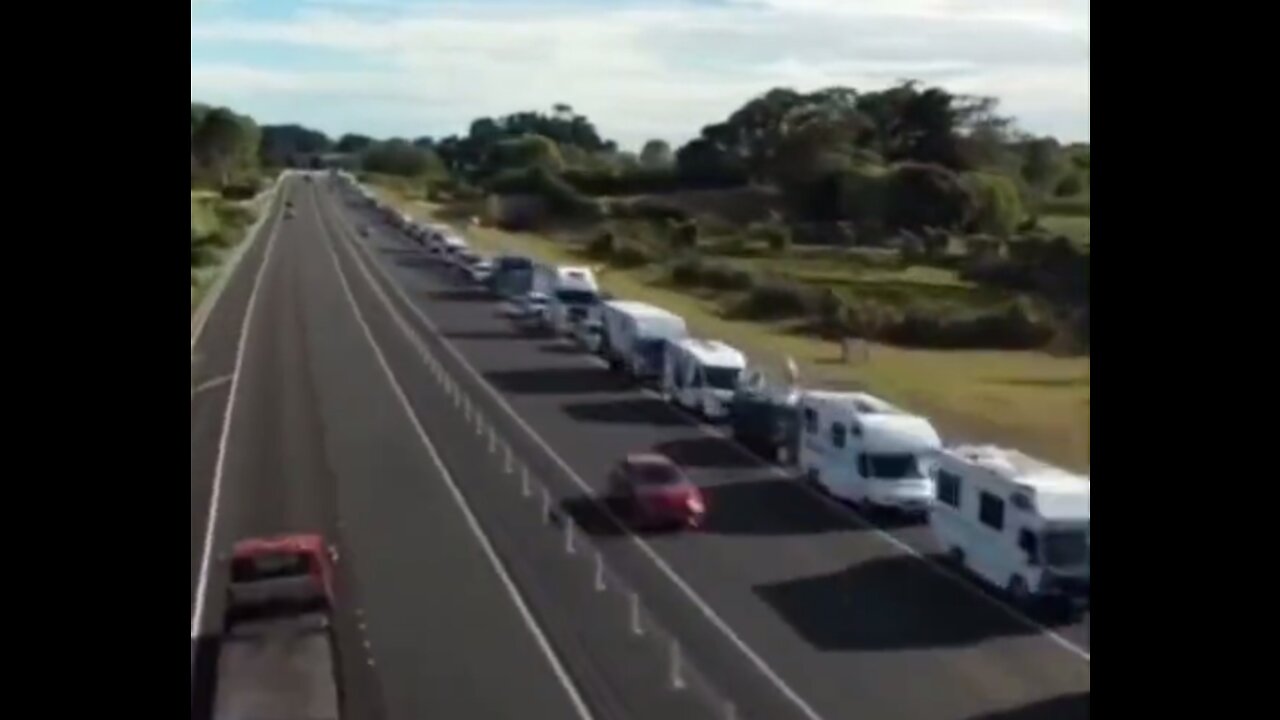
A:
[[439, 234, 469, 263], [544, 266, 600, 335], [929, 445, 1090, 611], [661, 339, 747, 420], [600, 301, 688, 380], [797, 391, 941, 513]]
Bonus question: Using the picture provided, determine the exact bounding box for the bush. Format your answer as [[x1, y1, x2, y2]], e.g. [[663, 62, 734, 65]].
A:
[[882, 299, 1055, 350], [486, 166, 602, 220], [748, 221, 792, 252], [612, 200, 691, 224], [669, 219, 699, 249], [563, 167, 684, 196], [220, 182, 259, 201], [611, 244, 653, 268], [1055, 172, 1085, 197], [734, 281, 815, 320], [670, 255, 705, 286], [700, 263, 755, 291], [587, 230, 616, 258]]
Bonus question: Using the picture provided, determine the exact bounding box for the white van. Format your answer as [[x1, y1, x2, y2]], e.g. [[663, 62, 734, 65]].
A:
[[929, 445, 1089, 611], [600, 301, 688, 380], [661, 339, 747, 420], [797, 391, 941, 513], [546, 266, 600, 335]]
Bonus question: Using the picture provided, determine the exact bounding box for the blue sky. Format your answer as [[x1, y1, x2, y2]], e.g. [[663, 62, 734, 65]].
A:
[[191, 0, 1090, 150]]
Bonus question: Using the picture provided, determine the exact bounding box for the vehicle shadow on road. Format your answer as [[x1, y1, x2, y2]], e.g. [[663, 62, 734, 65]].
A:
[[429, 288, 493, 303], [559, 495, 683, 538], [962, 693, 1089, 720], [754, 555, 1050, 650], [444, 329, 535, 341], [539, 343, 585, 356], [653, 437, 762, 469], [486, 367, 625, 395], [562, 398, 692, 426], [698, 478, 852, 536]]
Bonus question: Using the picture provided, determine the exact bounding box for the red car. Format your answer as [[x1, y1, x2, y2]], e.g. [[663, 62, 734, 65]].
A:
[[607, 453, 706, 529], [226, 533, 336, 619]]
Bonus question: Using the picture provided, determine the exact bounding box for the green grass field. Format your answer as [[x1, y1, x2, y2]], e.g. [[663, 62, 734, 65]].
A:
[[1040, 214, 1091, 246], [374, 186, 1091, 471]]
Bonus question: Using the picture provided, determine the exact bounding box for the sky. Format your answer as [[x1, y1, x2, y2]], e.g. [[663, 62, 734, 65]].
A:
[[190, 0, 1090, 151]]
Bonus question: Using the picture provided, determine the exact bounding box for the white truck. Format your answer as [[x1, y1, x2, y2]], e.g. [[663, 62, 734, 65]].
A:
[[599, 300, 689, 381], [797, 390, 941, 513], [929, 445, 1090, 614], [660, 339, 747, 420]]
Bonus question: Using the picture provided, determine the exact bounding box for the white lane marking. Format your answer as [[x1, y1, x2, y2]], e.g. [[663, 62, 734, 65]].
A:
[[316, 212, 596, 720], [190, 180, 290, 643], [190, 172, 288, 352], [352, 199, 1093, 664], [327, 197, 827, 720], [191, 374, 233, 397]]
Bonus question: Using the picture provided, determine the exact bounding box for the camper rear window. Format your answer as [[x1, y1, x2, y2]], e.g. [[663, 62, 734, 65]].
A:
[[704, 366, 740, 391], [231, 552, 311, 583], [861, 453, 923, 480]]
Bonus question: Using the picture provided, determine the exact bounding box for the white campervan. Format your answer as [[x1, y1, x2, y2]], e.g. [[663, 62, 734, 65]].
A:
[[929, 445, 1089, 611], [600, 301, 689, 380], [546, 266, 600, 335], [661, 339, 747, 420], [797, 391, 941, 513]]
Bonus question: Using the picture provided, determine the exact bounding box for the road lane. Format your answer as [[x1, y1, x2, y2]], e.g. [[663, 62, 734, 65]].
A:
[[191, 177, 607, 719], [328, 187, 1091, 720]]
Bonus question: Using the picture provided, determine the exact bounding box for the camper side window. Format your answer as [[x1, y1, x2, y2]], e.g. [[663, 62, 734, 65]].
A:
[[937, 470, 962, 508], [830, 422, 846, 448], [803, 408, 818, 434], [978, 492, 1005, 531]]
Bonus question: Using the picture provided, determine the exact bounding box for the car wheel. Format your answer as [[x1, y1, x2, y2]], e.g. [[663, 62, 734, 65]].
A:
[[947, 547, 965, 569]]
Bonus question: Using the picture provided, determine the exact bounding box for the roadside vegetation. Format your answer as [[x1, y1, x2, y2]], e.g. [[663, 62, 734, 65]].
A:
[[193, 81, 1090, 469]]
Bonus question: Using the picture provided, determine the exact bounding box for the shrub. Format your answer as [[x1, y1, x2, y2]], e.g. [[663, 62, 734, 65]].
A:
[[882, 299, 1056, 350], [883, 162, 978, 232], [964, 172, 1025, 237], [587, 230, 616, 258], [563, 167, 684, 196], [748, 221, 792, 252], [220, 182, 259, 201], [734, 281, 814, 320], [1055, 172, 1085, 197], [700, 263, 755, 291], [611, 244, 653, 268], [669, 219, 699, 249]]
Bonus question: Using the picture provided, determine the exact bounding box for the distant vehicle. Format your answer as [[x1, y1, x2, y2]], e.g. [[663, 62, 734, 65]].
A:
[[534, 265, 600, 335], [661, 338, 747, 421], [304, 175, 314, 184], [357, 224, 370, 238], [731, 363, 801, 462], [207, 533, 343, 720], [285, 207, 297, 219], [930, 445, 1090, 615], [467, 259, 494, 285], [599, 300, 688, 380], [439, 235, 469, 264], [797, 390, 941, 514], [511, 292, 550, 325], [569, 317, 604, 354], [488, 255, 534, 299], [607, 453, 706, 530]]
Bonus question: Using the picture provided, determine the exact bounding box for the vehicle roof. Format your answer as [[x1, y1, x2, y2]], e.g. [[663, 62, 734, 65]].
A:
[[604, 300, 681, 320], [943, 445, 1089, 520], [671, 338, 746, 367], [233, 533, 325, 559], [801, 390, 905, 415]]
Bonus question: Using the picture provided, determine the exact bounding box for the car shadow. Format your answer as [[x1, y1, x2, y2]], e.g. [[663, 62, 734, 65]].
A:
[[429, 288, 492, 303], [753, 554, 1047, 651], [698, 478, 852, 536], [444, 329, 532, 341], [540, 343, 585, 356], [962, 693, 1089, 720], [485, 367, 624, 395], [559, 495, 683, 538], [562, 398, 692, 426], [653, 436, 762, 469]]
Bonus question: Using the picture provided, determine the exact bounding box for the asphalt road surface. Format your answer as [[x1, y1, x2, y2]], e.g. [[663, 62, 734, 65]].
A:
[[191, 172, 1090, 720], [330, 180, 1091, 720]]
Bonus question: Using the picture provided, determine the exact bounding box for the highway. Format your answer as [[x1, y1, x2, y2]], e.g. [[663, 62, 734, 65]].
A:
[[191, 171, 1090, 720]]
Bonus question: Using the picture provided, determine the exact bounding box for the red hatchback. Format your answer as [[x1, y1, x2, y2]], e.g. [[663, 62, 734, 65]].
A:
[[607, 453, 706, 530]]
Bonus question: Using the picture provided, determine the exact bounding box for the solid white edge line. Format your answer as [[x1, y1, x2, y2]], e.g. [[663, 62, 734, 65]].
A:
[[190, 175, 291, 646], [315, 201, 597, 720], [191, 173, 287, 352], [352, 187, 1094, 665], [327, 192, 828, 720]]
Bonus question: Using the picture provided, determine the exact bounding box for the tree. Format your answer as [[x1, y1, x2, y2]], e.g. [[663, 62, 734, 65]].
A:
[[965, 172, 1025, 237], [481, 134, 565, 176], [675, 137, 748, 187], [361, 139, 440, 177], [258, 124, 333, 167], [639, 139, 674, 168], [884, 162, 978, 232], [1021, 137, 1066, 191], [336, 133, 375, 153], [191, 106, 259, 185]]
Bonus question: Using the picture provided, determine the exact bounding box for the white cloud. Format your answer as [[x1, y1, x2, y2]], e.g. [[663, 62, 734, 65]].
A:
[[190, 0, 1089, 148]]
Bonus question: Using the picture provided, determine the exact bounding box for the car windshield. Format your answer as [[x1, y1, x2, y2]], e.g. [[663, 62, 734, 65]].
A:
[[637, 339, 666, 366], [633, 462, 682, 486], [865, 453, 923, 480], [556, 289, 598, 305], [704, 366, 741, 391], [1043, 528, 1089, 568]]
